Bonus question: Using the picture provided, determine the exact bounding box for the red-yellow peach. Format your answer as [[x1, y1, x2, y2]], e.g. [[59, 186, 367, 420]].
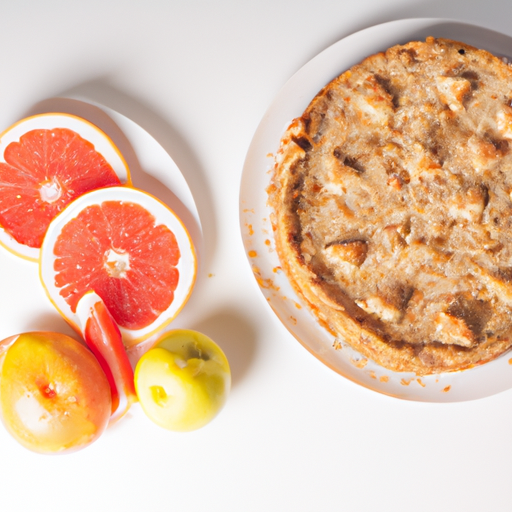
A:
[[0, 332, 111, 454]]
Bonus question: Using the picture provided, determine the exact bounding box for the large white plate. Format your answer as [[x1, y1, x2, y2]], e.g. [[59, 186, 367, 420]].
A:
[[239, 18, 512, 402]]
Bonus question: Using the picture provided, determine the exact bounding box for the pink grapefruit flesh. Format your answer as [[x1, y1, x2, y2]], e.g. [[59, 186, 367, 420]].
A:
[[0, 128, 121, 249], [53, 199, 180, 330]]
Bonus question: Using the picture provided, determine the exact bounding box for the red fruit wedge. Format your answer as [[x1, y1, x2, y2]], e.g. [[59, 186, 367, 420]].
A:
[[0, 113, 131, 261], [39, 186, 197, 347], [77, 292, 137, 423]]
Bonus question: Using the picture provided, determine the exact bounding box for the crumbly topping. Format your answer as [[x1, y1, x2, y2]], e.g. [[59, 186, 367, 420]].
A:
[[269, 37, 512, 374]]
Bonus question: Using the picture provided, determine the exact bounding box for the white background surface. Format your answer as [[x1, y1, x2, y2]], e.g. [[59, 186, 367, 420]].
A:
[[1, 1, 512, 511]]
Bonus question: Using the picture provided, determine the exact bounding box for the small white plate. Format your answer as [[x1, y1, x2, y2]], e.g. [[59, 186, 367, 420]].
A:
[[0, 98, 202, 355], [239, 18, 512, 402]]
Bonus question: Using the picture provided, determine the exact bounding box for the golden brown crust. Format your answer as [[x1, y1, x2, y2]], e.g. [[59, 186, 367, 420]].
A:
[[269, 37, 512, 375]]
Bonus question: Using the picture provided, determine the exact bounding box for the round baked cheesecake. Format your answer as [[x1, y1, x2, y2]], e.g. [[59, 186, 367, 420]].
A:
[[268, 37, 512, 375]]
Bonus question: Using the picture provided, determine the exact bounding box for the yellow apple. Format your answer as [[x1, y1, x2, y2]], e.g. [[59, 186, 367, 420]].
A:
[[134, 329, 231, 432], [0, 332, 111, 454]]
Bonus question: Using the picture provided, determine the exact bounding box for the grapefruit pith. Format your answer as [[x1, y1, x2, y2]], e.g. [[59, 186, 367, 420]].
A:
[[40, 186, 197, 347], [0, 113, 131, 261]]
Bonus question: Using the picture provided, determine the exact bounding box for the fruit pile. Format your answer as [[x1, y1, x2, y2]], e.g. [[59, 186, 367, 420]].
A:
[[0, 113, 230, 454]]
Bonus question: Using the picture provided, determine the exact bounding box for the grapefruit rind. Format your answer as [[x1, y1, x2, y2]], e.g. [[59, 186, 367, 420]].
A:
[[0, 113, 131, 261], [39, 186, 197, 347]]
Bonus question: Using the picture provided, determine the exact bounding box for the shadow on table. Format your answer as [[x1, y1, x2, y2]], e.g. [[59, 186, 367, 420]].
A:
[[192, 309, 257, 389], [24, 310, 78, 340]]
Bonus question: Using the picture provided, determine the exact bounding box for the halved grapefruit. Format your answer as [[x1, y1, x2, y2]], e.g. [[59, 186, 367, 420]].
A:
[[0, 113, 131, 261], [39, 186, 197, 347]]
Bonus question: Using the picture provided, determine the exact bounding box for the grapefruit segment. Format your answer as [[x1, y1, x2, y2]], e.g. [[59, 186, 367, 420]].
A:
[[40, 186, 197, 346], [77, 292, 137, 423], [0, 113, 131, 261]]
